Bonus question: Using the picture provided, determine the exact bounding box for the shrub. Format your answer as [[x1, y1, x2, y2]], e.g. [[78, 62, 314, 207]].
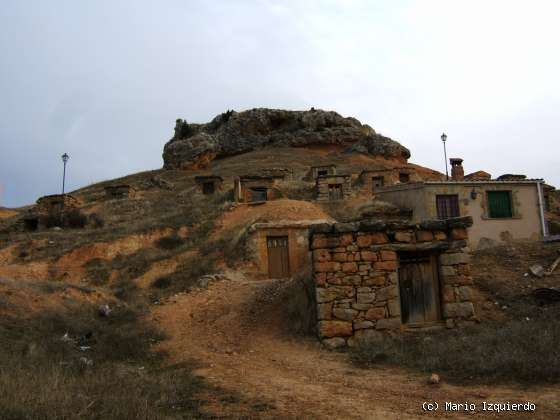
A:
[[278, 179, 316, 201], [200, 224, 251, 266], [284, 267, 316, 335], [152, 276, 172, 289], [64, 209, 87, 228], [88, 212, 105, 228], [0, 304, 205, 418], [155, 234, 185, 250], [83, 258, 111, 285], [178, 120, 194, 138], [151, 255, 218, 293], [42, 211, 63, 228]]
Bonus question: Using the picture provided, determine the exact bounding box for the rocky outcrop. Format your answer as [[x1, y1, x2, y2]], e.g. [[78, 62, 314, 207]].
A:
[[162, 108, 410, 169]]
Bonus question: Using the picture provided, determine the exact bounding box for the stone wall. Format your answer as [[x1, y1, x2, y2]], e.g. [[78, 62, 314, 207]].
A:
[[316, 175, 352, 201], [234, 177, 282, 202], [35, 194, 81, 214], [309, 216, 477, 348], [105, 185, 136, 199]]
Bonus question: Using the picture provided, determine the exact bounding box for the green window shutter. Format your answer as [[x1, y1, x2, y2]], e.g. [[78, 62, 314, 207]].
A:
[[488, 191, 513, 218]]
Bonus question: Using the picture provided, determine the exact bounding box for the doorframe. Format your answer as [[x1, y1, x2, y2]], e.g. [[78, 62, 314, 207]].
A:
[[266, 235, 290, 278]]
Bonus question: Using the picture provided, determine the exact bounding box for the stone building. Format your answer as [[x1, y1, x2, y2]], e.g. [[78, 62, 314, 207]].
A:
[[104, 184, 136, 199], [194, 176, 223, 195], [309, 216, 476, 348], [234, 176, 282, 203], [248, 220, 328, 278], [356, 167, 422, 197], [316, 174, 352, 201], [375, 159, 548, 248], [305, 164, 337, 181], [259, 168, 293, 181], [23, 194, 81, 231]]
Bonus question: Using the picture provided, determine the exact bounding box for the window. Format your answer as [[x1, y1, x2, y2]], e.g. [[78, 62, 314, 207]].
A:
[[328, 184, 343, 200], [317, 170, 328, 177], [202, 182, 215, 195], [436, 194, 460, 219], [487, 191, 513, 218], [399, 173, 410, 183], [372, 176, 384, 192]]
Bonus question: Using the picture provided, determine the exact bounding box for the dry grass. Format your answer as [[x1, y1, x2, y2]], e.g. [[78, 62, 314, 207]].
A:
[[0, 300, 207, 419], [0, 359, 204, 419], [277, 179, 316, 201], [350, 314, 560, 384]]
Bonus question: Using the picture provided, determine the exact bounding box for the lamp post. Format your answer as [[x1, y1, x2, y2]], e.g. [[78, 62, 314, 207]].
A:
[[61, 153, 69, 194], [441, 133, 448, 180]]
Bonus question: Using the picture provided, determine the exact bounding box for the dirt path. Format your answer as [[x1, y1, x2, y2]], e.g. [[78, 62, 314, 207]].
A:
[[150, 275, 560, 419]]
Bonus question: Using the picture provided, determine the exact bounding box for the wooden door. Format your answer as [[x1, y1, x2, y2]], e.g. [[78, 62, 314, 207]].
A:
[[328, 184, 343, 201], [267, 236, 290, 278], [398, 253, 441, 324]]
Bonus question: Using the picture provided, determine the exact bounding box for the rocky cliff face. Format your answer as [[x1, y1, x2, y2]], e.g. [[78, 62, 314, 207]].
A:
[[162, 108, 411, 169]]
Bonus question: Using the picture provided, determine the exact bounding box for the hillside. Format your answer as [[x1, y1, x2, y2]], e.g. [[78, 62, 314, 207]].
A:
[[1, 112, 559, 418]]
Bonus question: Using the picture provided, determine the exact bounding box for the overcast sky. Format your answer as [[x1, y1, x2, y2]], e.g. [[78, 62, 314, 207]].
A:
[[1, 0, 559, 207]]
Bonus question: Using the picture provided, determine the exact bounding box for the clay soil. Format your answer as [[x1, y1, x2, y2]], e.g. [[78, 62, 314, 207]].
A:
[[151, 273, 560, 419]]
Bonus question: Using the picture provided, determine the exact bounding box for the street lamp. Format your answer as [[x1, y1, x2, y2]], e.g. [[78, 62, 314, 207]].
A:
[[441, 133, 448, 180], [61, 153, 69, 194]]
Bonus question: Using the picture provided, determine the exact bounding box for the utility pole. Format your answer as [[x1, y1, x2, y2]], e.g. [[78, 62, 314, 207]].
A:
[[441, 133, 448, 180], [61, 153, 69, 194]]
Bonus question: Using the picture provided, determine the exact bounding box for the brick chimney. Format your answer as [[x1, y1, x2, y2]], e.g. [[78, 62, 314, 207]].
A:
[[450, 158, 464, 181]]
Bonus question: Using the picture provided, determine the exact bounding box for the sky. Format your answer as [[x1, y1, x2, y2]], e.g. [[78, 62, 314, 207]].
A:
[[1, 0, 559, 207]]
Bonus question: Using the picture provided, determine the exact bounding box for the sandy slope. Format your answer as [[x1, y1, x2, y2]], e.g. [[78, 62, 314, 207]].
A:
[[151, 274, 560, 419]]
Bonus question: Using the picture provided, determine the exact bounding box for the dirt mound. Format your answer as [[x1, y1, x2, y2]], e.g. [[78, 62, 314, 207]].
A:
[[0, 277, 112, 319], [217, 199, 334, 232], [0, 208, 17, 219], [471, 240, 560, 321]]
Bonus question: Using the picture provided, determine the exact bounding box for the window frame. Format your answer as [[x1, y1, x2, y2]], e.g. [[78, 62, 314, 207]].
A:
[[399, 173, 410, 183], [435, 194, 460, 219], [486, 190, 514, 218]]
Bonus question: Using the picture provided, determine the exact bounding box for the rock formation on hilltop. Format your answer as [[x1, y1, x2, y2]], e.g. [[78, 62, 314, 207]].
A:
[[162, 108, 411, 169]]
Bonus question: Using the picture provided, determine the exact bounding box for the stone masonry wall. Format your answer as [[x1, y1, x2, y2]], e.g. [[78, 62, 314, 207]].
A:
[[309, 216, 476, 348], [316, 175, 352, 201]]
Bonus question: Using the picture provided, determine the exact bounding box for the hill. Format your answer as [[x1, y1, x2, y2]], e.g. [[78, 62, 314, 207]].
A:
[[1, 110, 559, 418], [163, 108, 411, 169]]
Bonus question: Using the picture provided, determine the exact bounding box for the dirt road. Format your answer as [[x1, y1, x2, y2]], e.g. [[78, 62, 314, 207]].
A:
[[150, 274, 560, 419]]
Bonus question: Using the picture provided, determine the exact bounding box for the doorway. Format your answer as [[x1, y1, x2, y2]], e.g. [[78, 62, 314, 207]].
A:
[[398, 252, 441, 325], [202, 182, 215, 195], [371, 176, 384, 193], [267, 236, 290, 278], [250, 187, 268, 202]]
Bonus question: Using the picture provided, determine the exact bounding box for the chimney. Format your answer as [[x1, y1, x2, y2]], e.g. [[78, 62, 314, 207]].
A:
[[450, 158, 464, 181]]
